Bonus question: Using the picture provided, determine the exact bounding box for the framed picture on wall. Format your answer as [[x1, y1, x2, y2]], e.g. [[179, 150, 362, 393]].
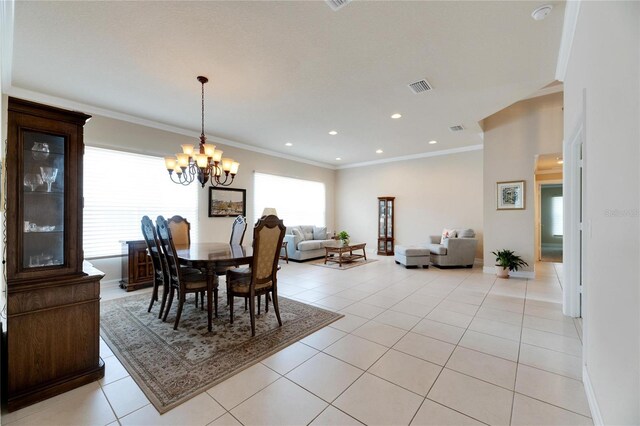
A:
[[209, 187, 247, 217], [497, 180, 525, 210]]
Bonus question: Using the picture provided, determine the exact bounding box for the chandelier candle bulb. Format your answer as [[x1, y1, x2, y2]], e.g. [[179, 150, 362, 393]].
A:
[[173, 163, 182, 175], [176, 153, 190, 168], [221, 158, 234, 172], [203, 144, 216, 157], [195, 154, 209, 168], [212, 149, 223, 163]]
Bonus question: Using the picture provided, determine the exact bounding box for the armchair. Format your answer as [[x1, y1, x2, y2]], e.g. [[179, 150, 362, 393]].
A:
[[427, 229, 477, 268]]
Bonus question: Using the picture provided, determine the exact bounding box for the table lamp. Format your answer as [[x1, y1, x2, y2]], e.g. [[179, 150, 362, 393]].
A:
[[262, 207, 278, 217]]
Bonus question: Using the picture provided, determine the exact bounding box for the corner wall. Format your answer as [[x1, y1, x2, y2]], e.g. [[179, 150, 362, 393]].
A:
[[563, 2, 639, 424], [335, 149, 484, 258], [482, 92, 563, 273]]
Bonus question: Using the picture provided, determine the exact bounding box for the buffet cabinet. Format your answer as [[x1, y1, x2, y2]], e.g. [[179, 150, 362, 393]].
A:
[[6, 98, 105, 411], [377, 196, 395, 255], [119, 240, 154, 292]]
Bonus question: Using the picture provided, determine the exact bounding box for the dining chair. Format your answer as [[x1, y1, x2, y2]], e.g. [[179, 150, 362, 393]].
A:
[[141, 215, 170, 318], [226, 215, 285, 336], [229, 215, 247, 245], [167, 215, 191, 247], [156, 215, 210, 330]]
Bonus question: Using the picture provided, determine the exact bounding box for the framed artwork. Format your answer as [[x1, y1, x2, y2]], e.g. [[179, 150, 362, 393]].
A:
[[497, 180, 525, 210], [209, 187, 246, 217]]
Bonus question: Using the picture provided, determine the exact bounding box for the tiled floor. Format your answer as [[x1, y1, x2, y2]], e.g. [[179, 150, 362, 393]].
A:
[[1, 258, 592, 425]]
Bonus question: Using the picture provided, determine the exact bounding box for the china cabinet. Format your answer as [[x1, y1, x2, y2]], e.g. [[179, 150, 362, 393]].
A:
[[377, 196, 395, 255], [6, 98, 105, 411]]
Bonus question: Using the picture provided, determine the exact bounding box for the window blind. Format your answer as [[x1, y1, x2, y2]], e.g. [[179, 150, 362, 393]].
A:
[[253, 172, 325, 227], [83, 147, 198, 258]]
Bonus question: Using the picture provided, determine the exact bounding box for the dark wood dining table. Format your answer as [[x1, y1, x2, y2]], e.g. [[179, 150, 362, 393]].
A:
[[175, 242, 253, 331]]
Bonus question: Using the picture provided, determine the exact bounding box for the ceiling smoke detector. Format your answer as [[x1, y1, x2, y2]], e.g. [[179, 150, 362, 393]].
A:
[[326, 0, 351, 11], [531, 4, 553, 21], [408, 79, 433, 94]]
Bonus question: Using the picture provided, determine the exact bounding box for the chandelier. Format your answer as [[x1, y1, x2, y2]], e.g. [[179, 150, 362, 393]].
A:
[[164, 76, 239, 187]]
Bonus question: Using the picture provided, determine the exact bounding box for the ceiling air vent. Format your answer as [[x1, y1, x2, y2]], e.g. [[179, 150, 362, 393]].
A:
[[449, 125, 465, 132], [326, 0, 351, 11], [408, 79, 433, 94]]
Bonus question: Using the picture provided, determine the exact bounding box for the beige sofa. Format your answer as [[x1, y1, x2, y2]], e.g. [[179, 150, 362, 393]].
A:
[[283, 225, 335, 261], [428, 228, 477, 268]]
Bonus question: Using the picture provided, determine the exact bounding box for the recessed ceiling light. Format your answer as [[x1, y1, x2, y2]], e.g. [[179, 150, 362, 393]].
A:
[[329, 130, 338, 136], [376, 149, 383, 154], [335, 157, 342, 161], [285, 142, 293, 147], [429, 140, 438, 144], [557, 159, 564, 164], [391, 113, 402, 119], [531, 4, 553, 20]]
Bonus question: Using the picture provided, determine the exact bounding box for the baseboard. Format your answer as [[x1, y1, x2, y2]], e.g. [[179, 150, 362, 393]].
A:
[[582, 364, 604, 425], [482, 266, 535, 279], [473, 258, 483, 266]]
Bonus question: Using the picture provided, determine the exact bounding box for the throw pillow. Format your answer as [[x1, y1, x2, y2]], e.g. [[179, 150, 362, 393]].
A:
[[441, 228, 457, 244], [313, 226, 328, 240], [292, 229, 304, 247], [457, 228, 475, 238]]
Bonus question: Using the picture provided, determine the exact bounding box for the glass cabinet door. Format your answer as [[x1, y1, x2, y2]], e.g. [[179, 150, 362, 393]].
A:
[[379, 200, 386, 237], [21, 131, 65, 269], [387, 200, 393, 237]]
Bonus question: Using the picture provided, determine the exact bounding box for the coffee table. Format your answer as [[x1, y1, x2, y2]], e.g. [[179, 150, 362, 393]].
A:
[[324, 242, 367, 267]]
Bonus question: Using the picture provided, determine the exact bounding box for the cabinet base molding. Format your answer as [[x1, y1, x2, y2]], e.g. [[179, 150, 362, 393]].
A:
[[7, 358, 105, 412]]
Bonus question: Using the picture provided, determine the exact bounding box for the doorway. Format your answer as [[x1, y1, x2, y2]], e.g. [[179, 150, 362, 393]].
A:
[[540, 184, 563, 262]]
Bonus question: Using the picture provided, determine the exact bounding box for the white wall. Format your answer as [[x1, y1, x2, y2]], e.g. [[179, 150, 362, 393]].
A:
[[563, 2, 639, 424], [335, 149, 484, 258], [482, 93, 563, 273], [84, 115, 336, 282]]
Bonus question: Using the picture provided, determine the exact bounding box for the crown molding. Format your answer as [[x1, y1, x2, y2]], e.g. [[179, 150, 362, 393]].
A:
[[337, 144, 484, 170], [4, 85, 337, 170], [555, 0, 581, 82], [0, 0, 14, 89]]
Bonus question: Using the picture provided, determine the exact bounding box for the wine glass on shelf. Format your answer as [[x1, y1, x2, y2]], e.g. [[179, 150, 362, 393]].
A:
[[39, 167, 58, 192], [23, 173, 43, 191]]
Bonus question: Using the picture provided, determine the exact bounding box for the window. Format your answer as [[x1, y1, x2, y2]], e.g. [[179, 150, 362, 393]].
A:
[[551, 195, 563, 236], [253, 172, 325, 226], [83, 147, 198, 258]]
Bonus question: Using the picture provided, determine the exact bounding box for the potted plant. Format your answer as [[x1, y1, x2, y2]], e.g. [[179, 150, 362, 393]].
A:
[[491, 249, 529, 278], [337, 231, 350, 246]]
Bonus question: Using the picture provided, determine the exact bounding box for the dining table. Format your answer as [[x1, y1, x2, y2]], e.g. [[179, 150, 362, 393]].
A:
[[175, 242, 253, 331]]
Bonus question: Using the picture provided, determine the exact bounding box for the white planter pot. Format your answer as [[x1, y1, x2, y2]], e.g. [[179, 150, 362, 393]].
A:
[[495, 265, 510, 278]]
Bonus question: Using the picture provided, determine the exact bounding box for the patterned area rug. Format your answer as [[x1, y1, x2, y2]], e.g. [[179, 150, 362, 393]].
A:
[[100, 292, 342, 413], [311, 258, 378, 270]]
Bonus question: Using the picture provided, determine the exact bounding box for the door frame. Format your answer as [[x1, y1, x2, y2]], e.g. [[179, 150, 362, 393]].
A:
[[536, 180, 563, 261]]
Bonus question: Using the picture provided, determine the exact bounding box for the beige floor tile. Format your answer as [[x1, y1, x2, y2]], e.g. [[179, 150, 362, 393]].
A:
[[352, 320, 407, 347], [411, 399, 484, 425], [324, 334, 388, 369], [428, 368, 513, 425], [445, 292, 485, 306], [393, 332, 456, 366], [361, 293, 405, 308], [7, 382, 117, 426], [515, 364, 590, 417], [521, 327, 582, 356], [412, 318, 466, 344], [458, 330, 520, 361], [524, 304, 566, 321], [207, 412, 243, 426], [120, 393, 225, 425], [523, 315, 579, 338], [301, 326, 347, 350], [341, 302, 386, 319], [99, 355, 130, 386], [286, 352, 363, 402], [261, 341, 318, 374], [426, 308, 474, 328], [102, 376, 150, 418], [333, 373, 424, 426], [511, 393, 593, 425], [374, 310, 422, 330], [369, 349, 442, 396], [315, 295, 355, 311], [231, 378, 327, 426], [438, 300, 480, 316], [296, 289, 333, 302], [329, 313, 369, 333], [207, 363, 280, 410], [100, 338, 114, 359], [335, 289, 374, 301], [468, 317, 522, 341], [519, 343, 582, 380], [445, 346, 517, 390], [475, 306, 523, 325], [310, 406, 364, 425], [391, 300, 436, 317]]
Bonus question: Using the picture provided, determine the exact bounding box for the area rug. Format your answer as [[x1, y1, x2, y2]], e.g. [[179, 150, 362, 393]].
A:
[[100, 292, 342, 413], [311, 258, 378, 270]]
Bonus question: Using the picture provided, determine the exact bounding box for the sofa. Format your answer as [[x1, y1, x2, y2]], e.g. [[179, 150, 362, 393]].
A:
[[282, 225, 336, 261], [428, 228, 478, 268]]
